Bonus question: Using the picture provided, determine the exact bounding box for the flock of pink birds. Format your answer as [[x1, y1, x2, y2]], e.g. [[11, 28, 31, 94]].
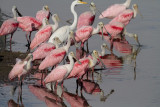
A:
[[0, 0, 141, 106]]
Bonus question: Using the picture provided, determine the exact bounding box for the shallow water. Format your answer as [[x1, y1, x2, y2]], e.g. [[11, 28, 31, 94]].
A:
[[0, 0, 160, 107]]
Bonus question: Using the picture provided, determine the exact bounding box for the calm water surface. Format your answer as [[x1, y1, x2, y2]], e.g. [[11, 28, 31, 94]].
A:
[[0, 0, 160, 107]]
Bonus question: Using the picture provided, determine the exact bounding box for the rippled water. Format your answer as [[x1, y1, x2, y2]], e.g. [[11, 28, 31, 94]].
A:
[[0, 0, 160, 107]]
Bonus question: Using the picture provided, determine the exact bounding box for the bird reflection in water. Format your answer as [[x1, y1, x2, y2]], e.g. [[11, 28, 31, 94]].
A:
[[122, 45, 141, 80], [77, 78, 115, 102], [8, 99, 24, 107], [63, 90, 90, 107]]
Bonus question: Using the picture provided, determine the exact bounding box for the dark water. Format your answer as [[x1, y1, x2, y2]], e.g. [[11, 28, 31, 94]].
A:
[[0, 0, 160, 107]]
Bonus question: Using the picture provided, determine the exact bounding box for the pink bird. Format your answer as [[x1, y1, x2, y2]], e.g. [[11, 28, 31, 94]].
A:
[[38, 31, 74, 70], [8, 53, 33, 81], [44, 52, 81, 89], [32, 37, 61, 61], [17, 16, 42, 45], [75, 22, 104, 51], [30, 14, 60, 50], [36, 5, 51, 22], [110, 4, 139, 26], [68, 50, 105, 81], [0, 6, 22, 47], [99, 0, 132, 19], [77, 2, 96, 29]]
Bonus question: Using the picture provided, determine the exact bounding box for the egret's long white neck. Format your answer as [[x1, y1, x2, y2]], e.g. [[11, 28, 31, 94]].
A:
[[64, 36, 71, 52], [69, 2, 78, 30], [123, 0, 131, 8]]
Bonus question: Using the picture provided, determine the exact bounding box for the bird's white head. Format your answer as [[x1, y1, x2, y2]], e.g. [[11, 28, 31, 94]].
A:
[[69, 51, 81, 64], [43, 5, 49, 11], [101, 43, 109, 51], [90, 2, 96, 12], [52, 14, 60, 22]]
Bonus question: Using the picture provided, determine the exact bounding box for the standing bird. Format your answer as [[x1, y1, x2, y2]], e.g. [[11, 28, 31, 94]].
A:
[[68, 50, 105, 80], [110, 4, 139, 26], [17, 16, 42, 45], [99, 0, 132, 19], [44, 52, 81, 89], [8, 53, 33, 82], [30, 14, 60, 50], [36, 5, 51, 23], [0, 6, 22, 47], [38, 31, 75, 70], [75, 22, 104, 52], [32, 37, 61, 61], [48, 0, 87, 45], [77, 2, 96, 29]]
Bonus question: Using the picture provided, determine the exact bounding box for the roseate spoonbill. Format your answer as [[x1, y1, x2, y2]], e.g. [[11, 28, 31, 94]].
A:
[[44, 52, 81, 89], [8, 53, 33, 82], [77, 2, 96, 29], [110, 4, 139, 26], [38, 31, 75, 70], [17, 16, 42, 45], [67, 50, 105, 81], [0, 6, 22, 47], [36, 5, 51, 22], [75, 22, 104, 52], [30, 14, 60, 50], [32, 37, 61, 61], [99, 0, 132, 19], [48, 0, 87, 45]]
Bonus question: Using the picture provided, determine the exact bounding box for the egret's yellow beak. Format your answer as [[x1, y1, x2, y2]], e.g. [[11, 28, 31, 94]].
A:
[[78, 1, 88, 4]]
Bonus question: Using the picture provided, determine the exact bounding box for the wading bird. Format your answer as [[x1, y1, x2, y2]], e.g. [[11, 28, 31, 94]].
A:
[[77, 2, 96, 29], [32, 37, 61, 61], [44, 52, 81, 89], [48, 0, 87, 45], [99, 0, 132, 19], [0, 6, 22, 47], [30, 14, 59, 50], [39, 31, 75, 70], [36, 5, 51, 22]]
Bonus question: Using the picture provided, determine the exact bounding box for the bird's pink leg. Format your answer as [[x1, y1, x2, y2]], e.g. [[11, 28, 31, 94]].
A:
[[25, 32, 30, 46], [92, 67, 95, 81], [29, 31, 32, 44], [86, 40, 89, 53], [9, 33, 13, 50]]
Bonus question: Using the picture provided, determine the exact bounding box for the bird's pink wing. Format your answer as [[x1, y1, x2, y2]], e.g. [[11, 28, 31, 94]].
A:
[[39, 48, 66, 70], [68, 58, 89, 78], [17, 16, 41, 31], [77, 11, 95, 29], [8, 60, 25, 80], [44, 66, 67, 83], [36, 10, 50, 22], [32, 43, 55, 61], [99, 4, 126, 19], [0, 19, 18, 36], [110, 9, 133, 25], [75, 26, 93, 42], [104, 21, 124, 37], [30, 25, 52, 50]]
